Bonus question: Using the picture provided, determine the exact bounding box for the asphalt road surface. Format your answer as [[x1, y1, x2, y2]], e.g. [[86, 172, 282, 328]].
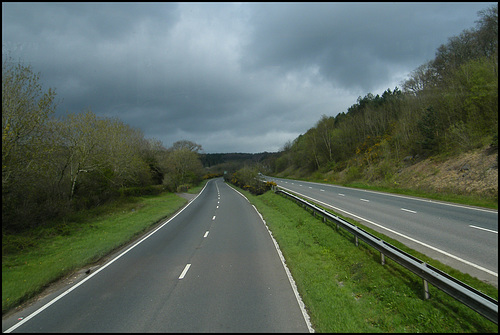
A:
[[265, 176, 498, 288], [3, 178, 312, 333]]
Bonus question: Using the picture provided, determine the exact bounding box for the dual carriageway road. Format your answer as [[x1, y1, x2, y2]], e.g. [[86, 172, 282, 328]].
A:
[[3, 176, 497, 332], [3, 178, 312, 333], [265, 176, 498, 288]]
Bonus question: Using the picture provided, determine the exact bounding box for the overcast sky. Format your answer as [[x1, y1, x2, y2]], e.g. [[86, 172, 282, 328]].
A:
[[2, 2, 495, 153]]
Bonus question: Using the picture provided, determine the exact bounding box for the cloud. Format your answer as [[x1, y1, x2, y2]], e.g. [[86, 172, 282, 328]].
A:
[[242, 2, 489, 93], [2, 2, 495, 153]]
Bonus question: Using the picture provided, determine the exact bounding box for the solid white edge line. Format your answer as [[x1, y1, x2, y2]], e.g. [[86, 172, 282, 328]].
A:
[[4, 180, 213, 333], [278, 185, 498, 278], [469, 225, 498, 234], [275, 178, 498, 214], [224, 182, 314, 332], [178, 264, 191, 279], [251, 204, 315, 333]]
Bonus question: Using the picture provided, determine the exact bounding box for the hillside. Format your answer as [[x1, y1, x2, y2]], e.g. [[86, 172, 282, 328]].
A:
[[392, 147, 497, 200], [270, 7, 497, 207], [275, 145, 498, 207]]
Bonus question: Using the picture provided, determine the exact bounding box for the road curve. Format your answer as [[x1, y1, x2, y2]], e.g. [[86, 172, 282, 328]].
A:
[[3, 178, 312, 333]]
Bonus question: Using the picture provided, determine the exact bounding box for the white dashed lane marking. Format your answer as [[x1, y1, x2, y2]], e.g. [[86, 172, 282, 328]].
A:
[[179, 264, 191, 279]]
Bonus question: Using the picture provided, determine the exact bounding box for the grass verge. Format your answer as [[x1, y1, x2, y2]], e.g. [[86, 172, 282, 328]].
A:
[[3, 182, 497, 332], [2, 192, 187, 314], [241, 188, 498, 332]]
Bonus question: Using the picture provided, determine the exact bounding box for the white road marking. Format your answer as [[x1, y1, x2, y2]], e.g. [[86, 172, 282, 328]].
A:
[[401, 208, 417, 214], [320, 189, 325, 192], [338, 193, 345, 196], [179, 264, 191, 279], [469, 225, 498, 234], [277, 185, 498, 278], [360, 198, 369, 202], [288, 179, 498, 214], [212, 215, 216, 220], [225, 181, 313, 331], [204, 231, 209, 238], [250, 204, 315, 333], [3, 180, 214, 333]]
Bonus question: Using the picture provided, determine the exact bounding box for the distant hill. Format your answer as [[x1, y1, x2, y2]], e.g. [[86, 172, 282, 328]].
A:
[[200, 152, 279, 175]]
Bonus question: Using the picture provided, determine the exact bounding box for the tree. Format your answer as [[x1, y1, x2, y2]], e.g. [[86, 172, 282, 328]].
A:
[[315, 114, 336, 164], [2, 59, 57, 188], [2, 59, 58, 230], [162, 140, 204, 191], [55, 110, 107, 200], [141, 138, 167, 185], [170, 139, 203, 153], [402, 62, 436, 95], [475, 6, 498, 57]]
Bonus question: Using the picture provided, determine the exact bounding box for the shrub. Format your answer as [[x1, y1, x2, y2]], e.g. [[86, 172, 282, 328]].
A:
[[225, 167, 273, 195]]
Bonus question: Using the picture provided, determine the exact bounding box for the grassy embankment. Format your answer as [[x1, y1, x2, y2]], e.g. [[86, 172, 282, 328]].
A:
[[241, 188, 498, 332], [3, 181, 497, 332], [1, 186, 205, 314], [276, 146, 498, 210]]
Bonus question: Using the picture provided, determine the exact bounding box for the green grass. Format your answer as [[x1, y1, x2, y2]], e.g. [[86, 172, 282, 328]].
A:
[[2, 192, 187, 314], [3, 181, 498, 332], [241, 189, 498, 332], [287, 174, 498, 210]]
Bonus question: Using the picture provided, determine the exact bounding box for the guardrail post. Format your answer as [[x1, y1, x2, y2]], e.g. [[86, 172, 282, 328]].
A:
[[355, 235, 359, 247], [276, 188, 499, 324], [423, 279, 430, 300]]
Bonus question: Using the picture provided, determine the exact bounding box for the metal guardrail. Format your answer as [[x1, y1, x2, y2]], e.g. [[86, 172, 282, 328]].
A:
[[274, 187, 498, 324]]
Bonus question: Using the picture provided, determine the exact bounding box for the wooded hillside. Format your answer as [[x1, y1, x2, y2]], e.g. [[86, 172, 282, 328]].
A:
[[271, 6, 497, 190]]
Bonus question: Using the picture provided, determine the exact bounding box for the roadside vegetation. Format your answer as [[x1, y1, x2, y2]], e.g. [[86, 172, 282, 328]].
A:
[[267, 6, 497, 207], [2, 192, 187, 314], [2, 5, 497, 331], [3, 171, 497, 331], [241, 188, 498, 332], [2, 58, 205, 235]]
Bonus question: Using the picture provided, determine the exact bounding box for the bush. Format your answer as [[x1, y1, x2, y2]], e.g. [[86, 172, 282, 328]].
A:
[[176, 184, 189, 193], [345, 166, 362, 183], [119, 185, 166, 197], [225, 167, 273, 195]]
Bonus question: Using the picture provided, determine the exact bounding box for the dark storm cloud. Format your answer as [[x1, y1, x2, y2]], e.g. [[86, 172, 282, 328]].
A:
[[243, 2, 489, 92], [2, 2, 495, 153]]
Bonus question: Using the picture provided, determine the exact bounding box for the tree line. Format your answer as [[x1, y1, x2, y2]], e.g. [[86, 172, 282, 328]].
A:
[[2, 61, 204, 233], [272, 6, 497, 179]]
